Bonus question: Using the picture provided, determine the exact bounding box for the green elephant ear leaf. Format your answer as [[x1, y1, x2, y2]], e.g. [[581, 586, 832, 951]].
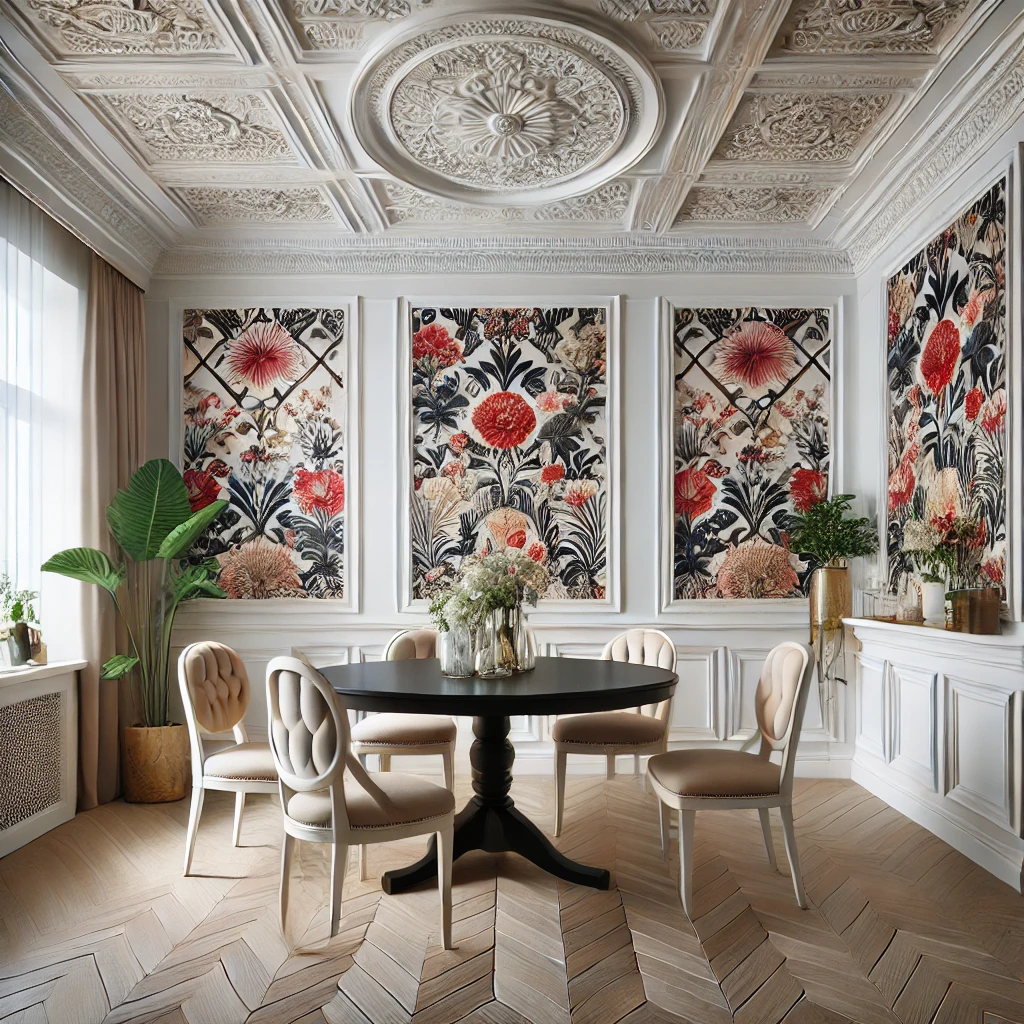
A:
[[106, 459, 192, 561], [42, 548, 125, 593], [157, 499, 229, 561], [101, 654, 139, 680]]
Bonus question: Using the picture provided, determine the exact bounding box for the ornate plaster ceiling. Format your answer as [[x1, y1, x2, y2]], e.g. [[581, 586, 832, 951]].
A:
[[0, 0, 1007, 276]]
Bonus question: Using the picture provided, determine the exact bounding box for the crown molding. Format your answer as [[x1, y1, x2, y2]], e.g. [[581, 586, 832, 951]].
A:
[[153, 232, 852, 276]]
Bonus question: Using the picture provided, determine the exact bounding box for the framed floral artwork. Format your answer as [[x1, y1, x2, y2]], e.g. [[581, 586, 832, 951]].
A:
[[180, 305, 358, 605], [399, 299, 619, 610], [661, 303, 833, 605], [886, 175, 1008, 600]]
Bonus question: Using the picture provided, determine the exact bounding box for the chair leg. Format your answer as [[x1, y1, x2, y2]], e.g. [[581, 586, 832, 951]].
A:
[[358, 753, 368, 770], [606, 754, 615, 780], [438, 825, 454, 950], [232, 792, 246, 848], [379, 754, 391, 773], [779, 805, 807, 909], [633, 753, 640, 776], [442, 747, 454, 793], [554, 748, 567, 838], [358, 844, 368, 881], [659, 800, 671, 857], [183, 785, 205, 876], [758, 807, 777, 871], [330, 841, 349, 938], [279, 833, 294, 931], [678, 809, 695, 918]]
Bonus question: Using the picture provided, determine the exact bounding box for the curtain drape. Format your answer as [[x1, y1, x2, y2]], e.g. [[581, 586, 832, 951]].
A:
[[79, 254, 146, 809]]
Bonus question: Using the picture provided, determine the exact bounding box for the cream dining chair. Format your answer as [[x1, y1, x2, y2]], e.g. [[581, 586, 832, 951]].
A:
[[647, 641, 815, 919], [267, 655, 455, 943], [349, 629, 456, 791], [552, 629, 677, 838], [179, 642, 278, 876]]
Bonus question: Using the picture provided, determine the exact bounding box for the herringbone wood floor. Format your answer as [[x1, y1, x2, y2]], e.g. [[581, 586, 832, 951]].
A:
[[2, 772, 1023, 1024]]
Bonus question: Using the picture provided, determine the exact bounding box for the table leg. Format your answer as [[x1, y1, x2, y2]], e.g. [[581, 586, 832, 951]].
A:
[[381, 715, 610, 894]]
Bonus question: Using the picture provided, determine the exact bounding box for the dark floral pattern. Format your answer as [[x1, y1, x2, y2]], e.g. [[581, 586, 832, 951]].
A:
[[182, 307, 348, 599], [672, 307, 831, 599], [410, 305, 609, 601], [886, 178, 1007, 593]]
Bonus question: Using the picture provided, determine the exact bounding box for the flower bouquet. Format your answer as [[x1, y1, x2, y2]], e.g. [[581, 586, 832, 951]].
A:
[[430, 550, 548, 677]]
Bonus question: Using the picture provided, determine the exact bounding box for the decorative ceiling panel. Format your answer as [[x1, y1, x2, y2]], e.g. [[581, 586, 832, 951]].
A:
[[0, 0, 1004, 263]]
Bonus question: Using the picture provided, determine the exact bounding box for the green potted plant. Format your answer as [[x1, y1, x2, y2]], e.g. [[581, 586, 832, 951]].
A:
[[786, 494, 879, 640], [0, 575, 39, 667], [43, 458, 228, 801]]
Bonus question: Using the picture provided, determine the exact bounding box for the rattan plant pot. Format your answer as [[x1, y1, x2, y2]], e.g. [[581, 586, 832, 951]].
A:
[[122, 725, 190, 803]]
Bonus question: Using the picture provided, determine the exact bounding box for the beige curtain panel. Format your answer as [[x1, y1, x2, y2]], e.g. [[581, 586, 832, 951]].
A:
[[79, 254, 146, 810]]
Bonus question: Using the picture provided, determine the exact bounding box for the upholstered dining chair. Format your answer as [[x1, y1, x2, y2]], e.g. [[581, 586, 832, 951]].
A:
[[349, 629, 457, 791], [647, 641, 815, 919], [179, 642, 278, 876], [266, 655, 455, 944], [552, 629, 677, 838]]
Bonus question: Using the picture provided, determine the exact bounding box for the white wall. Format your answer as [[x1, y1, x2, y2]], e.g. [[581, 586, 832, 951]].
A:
[[147, 270, 859, 771]]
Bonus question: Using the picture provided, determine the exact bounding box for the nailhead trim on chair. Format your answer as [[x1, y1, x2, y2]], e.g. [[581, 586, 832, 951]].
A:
[[204, 774, 277, 782], [287, 811, 453, 830], [557, 739, 661, 747], [352, 741, 452, 748]]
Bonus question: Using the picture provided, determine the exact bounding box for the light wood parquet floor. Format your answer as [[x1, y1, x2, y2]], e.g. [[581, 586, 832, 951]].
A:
[[1, 771, 1023, 1024]]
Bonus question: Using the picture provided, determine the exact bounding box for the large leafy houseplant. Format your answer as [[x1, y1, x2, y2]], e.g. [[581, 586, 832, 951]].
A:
[[786, 493, 878, 569], [42, 459, 228, 727]]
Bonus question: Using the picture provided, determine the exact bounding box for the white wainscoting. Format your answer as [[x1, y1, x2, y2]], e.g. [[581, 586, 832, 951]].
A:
[[172, 607, 853, 778], [848, 617, 1024, 892]]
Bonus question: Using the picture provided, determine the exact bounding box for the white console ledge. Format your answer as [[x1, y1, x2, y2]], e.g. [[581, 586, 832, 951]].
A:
[[846, 618, 1023, 892]]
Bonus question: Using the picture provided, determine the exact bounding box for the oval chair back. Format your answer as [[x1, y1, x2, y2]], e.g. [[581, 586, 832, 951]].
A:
[[179, 641, 253, 765], [266, 655, 348, 831], [754, 641, 816, 798], [601, 628, 677, 721], [385, 628, 438, 661]]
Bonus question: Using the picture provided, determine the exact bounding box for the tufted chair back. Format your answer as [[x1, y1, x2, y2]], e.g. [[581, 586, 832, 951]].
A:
[[755, 642, 815, 795], [601, 629, 677, 721], [267, 656, 345, 796], [180, 642, 252, 735], [385, 628, 438, 661]]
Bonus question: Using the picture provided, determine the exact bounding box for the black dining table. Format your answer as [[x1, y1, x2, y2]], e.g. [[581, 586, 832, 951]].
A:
[[318, 655, 677, 893]]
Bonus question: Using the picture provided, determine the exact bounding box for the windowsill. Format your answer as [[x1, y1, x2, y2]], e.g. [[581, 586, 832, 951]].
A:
[[0, 660, 88, 688]]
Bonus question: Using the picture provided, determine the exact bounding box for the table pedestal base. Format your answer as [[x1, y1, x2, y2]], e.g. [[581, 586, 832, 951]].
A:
[[381, 715, 610, 895]]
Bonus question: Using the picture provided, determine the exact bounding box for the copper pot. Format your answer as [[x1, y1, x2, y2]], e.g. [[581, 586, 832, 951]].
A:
[[122, 725, 190, 803], [809, 566, 852, 643], [948, 588, 1001, 635]]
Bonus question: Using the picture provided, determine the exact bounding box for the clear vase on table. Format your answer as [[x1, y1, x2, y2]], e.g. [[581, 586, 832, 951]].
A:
[[437, 624, 475, 678], [476, 605, 535, 678]]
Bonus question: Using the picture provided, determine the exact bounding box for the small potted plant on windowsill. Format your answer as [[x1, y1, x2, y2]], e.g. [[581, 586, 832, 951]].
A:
[[43, 459, 228, 802], [786, 494, 879, 639], [0, 575, 39, 668]]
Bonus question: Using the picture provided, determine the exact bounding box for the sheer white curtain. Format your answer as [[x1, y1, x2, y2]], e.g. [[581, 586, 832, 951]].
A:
[[0, 180, 90, 661]]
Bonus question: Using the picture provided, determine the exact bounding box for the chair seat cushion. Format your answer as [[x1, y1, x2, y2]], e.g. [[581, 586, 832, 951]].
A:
[[350, 713, 456, 747], [203, 742, 277, 782], [286, 773, 456, 830], [648, 749, 781, 798], [552, 711, 665, 747]]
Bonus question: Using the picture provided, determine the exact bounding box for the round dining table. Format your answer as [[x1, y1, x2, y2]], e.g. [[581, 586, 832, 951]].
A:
[[318, 655, 677, 894]]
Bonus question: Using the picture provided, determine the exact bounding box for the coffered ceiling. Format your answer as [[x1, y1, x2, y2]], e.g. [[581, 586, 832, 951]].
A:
[[0, 0, 1014, 280]]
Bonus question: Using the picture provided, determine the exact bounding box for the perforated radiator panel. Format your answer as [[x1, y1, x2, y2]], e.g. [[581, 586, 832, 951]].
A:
[[0, 692, 62, 829]]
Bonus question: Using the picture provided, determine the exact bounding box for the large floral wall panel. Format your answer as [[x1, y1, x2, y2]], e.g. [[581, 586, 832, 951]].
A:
[[182, 306, 353, 602], [886, 176, 1007, 595], [404, 302, 617, 608], [668, 305, 832, 602]]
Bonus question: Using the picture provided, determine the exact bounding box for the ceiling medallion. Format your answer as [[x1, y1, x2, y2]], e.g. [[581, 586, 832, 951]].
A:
[[350, 7, 663, 205]]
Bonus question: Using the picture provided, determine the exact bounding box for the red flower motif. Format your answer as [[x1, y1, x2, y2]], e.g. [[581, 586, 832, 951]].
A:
[[703, 459, 728, 479], [226, 321, 303, 390], [540, 463, 565, 484], [506, 530, 527, 549], [789, 468, 827, 513], [472, 391, 536, 449], [442, 461, 466, 478], [887, 307, 901, 347], [674, 467, 715, 520], [982, 390, 1006, 434], [413, 323, 462, 368], [711, 322, 798, 390], [965, 386, 984, 421], [448, 432, 469, 455], [527, 542, 547, 563], [293, 468, 345, 517], [888, 459, 916, 513], [183, 469, 221, 512], [207, 459, 230, 478], [919, 319, 961, 394], [981, 558, 1004, 585]]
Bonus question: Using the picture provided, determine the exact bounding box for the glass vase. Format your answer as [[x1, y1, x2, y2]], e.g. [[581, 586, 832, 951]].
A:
[[438, 624, 475, 678], [475, 605, 536, 677]]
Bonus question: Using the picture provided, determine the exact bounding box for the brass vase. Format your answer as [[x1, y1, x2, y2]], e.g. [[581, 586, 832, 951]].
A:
[[809, 566, 852, 643], [948, 587, 1001, 635], [122, 725, 190, 803]]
